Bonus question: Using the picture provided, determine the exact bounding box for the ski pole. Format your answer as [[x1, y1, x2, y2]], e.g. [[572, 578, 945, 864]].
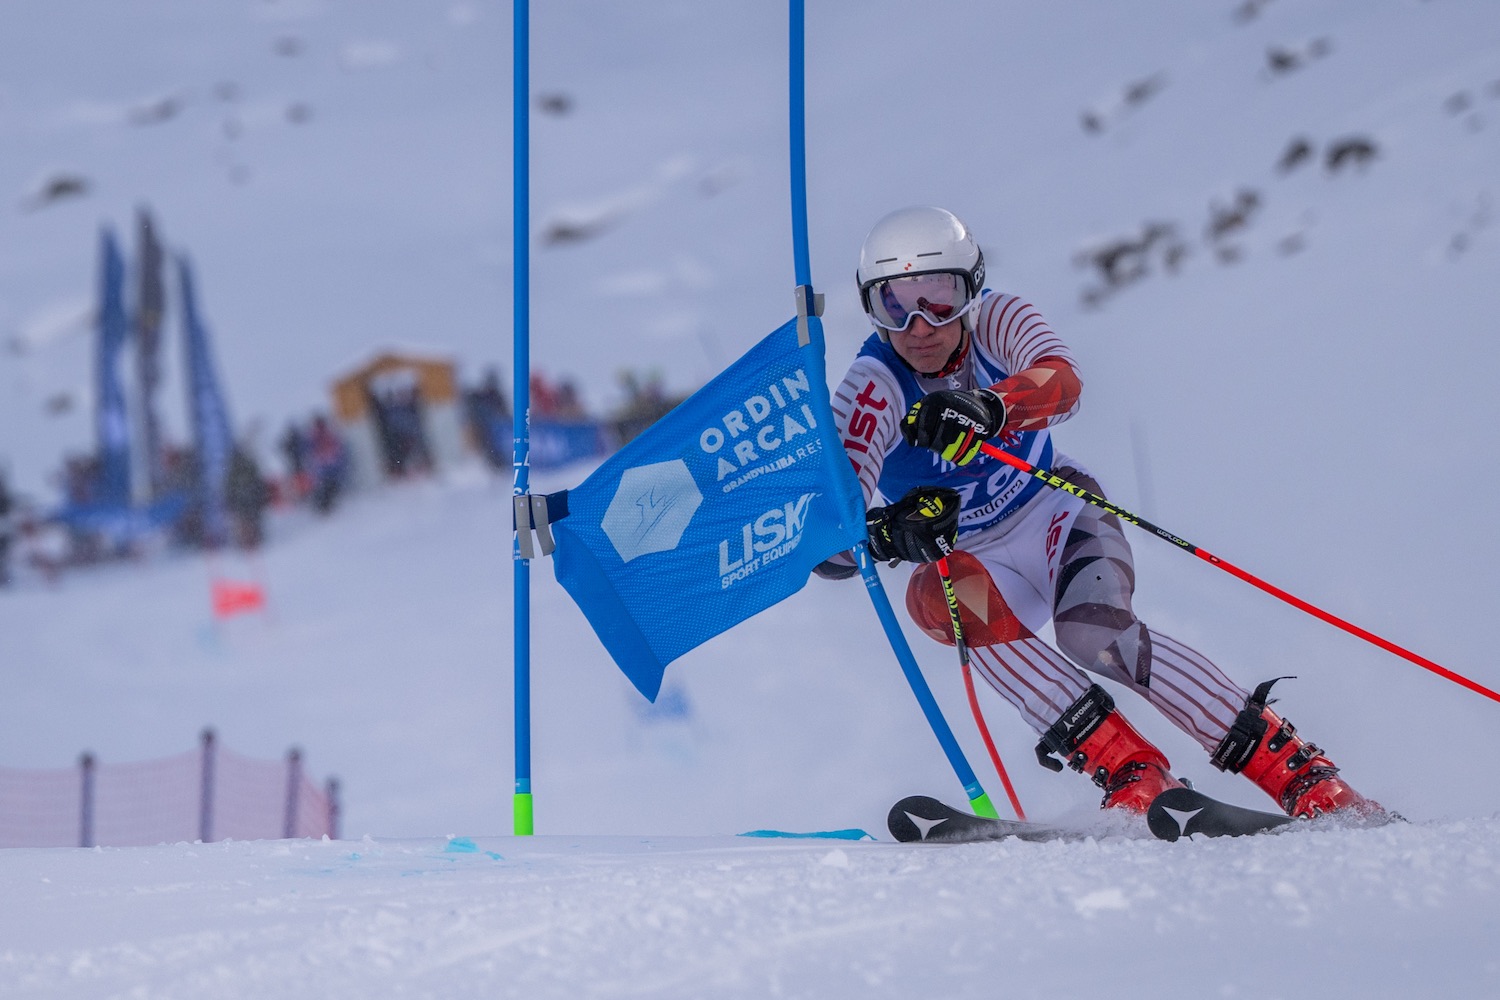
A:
[[858, 543, 1000, 818], [937, 556, 1027, 821], [978, 441, 1500, 706]]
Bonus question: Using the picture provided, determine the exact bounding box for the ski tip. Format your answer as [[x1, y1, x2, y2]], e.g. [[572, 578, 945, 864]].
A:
[[887, 794, 1085, 844], [1147, 786, 1294, 841], [1145, 793, 1187, 843], [887, 795, 964, 843]]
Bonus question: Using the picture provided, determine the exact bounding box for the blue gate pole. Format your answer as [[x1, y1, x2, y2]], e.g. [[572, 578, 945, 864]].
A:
[[786, 0, 996, 818], [859, 548, 995, 816], [512, 0, 534, 836]]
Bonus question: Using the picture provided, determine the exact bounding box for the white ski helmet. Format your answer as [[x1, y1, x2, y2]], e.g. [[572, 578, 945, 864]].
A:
[[856, 206, 985, 339]]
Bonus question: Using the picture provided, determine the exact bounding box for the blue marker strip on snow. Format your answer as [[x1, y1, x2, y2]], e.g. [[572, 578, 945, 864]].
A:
[[739, 829, 874, 841]]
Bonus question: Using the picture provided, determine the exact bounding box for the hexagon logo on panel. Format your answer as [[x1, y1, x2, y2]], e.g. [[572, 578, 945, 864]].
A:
[[601, 460, 703, 563]]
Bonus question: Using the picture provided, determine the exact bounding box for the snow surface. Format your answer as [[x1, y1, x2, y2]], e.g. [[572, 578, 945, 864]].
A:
[[5, 820, 1499, 999], [4, 1, 1500, 997]]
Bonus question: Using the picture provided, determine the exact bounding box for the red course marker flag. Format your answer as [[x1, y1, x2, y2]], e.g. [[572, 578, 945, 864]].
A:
[[211, 579, 266, 619]]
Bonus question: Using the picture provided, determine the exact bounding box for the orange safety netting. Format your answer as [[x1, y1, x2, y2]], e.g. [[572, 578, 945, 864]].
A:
[[0, 736, 337, 848]]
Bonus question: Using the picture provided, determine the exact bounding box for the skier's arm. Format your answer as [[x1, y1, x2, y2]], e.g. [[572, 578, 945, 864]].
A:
[[816, 485, 962, 578], [831, 358, 904, 507], [817, 359, 906, 580], [987, 356, 1081, 432], [973, 293, 1083, 431], [865, 487, 961, 564], [902, 353, 1083, 466]]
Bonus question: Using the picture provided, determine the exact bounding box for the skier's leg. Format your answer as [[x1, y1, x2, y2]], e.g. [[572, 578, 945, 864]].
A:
[[1210, 679, 1385, 819], [1048, 469, 1379, 818], [906, 553, 1177, 812], [1034, 682, 1182, 812], [1047, 467, 1247, 753], [908, 551, 1090, 732]]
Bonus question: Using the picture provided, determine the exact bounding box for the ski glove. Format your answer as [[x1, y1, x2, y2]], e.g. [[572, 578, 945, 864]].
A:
[[900, 388, 1007, 465], [865, 486, 962, 564]]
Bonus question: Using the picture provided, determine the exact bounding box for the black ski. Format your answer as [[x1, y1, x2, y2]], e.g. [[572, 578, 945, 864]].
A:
[[887, 795, 1088, 844], [890, 789, 1299, 845], [1145, 786, 1295, 841]]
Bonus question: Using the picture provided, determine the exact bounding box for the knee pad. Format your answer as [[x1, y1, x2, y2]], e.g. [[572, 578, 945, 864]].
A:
[[906, 550, 1032, 647]]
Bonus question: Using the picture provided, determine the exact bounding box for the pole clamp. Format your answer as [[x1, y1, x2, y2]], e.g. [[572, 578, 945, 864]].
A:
[[794, 283, 824, 347], [513, 490, 570, 560]]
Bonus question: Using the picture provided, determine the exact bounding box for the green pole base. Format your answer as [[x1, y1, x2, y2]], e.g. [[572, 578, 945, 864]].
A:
[[968, 791, 999, 819], [514, 792, 534, 835]]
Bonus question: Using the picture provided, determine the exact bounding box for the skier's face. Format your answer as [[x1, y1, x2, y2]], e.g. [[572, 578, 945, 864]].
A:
[[889, 313, 964, 375]]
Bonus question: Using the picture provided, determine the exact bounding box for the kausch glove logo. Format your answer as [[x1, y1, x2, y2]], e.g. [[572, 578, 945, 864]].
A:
[[601, 460, 703, 563]]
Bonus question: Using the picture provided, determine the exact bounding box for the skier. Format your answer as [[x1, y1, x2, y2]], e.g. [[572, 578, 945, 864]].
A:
[[817, 206, 1381, 820], [0, 466, 13, 587]]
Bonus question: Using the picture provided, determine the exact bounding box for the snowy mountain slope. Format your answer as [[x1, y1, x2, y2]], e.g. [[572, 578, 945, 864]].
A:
[[3, 2, 1500, 995]]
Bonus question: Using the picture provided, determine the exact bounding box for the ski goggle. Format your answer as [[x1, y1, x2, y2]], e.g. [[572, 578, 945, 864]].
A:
[[862, 271, 977, 333]]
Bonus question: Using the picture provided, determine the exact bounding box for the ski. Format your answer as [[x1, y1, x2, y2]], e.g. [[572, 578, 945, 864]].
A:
[[889, 788, 1299, 845], [887, 795, 1089, 844], [1145, 786, 1295, 841]]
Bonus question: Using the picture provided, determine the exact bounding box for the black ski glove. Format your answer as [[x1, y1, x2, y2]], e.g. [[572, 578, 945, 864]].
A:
[[865, 486, 962, 564], [900, 388, 1007, 465]]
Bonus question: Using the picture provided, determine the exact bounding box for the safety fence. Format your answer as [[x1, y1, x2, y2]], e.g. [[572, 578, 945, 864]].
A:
[[0, 728, 340, 848]]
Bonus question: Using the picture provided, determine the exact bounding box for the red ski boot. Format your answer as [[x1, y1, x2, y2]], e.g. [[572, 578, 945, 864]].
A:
[[1211, 678, 1384, 820], [1036, 685, 1182, 812]]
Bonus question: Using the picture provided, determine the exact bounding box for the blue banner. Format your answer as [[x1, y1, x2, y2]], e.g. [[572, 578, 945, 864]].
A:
[[179, 256, 235, 548], [52, 492, 188, 544], [551, 316, 865, 701], [531, 418, 608, 470], [94, 228, 132, 509], [477, 414, 607, 471]]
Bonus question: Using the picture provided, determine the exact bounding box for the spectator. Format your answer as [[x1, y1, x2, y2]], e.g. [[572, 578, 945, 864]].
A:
[[367, 383, 431, 478], [306, 415, 348, 515], [21, 515, 70, 585], [56, 454, 105, 564], [555, 379, 586, 420], [0, 467, 12, 587], [390, 385, 432, 475], [279, 421, 310, 503], [225, 447, 272, 550], [465, 368, 512, 470], [530, 373, 560, 418], [162, 446, 205, 548]]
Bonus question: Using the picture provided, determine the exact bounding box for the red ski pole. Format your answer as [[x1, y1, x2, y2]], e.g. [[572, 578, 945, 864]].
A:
[[978, 441, 1500, 706]]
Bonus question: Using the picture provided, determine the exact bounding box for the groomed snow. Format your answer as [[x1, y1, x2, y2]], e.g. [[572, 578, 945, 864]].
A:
[[6, 818, 1499, 999]]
